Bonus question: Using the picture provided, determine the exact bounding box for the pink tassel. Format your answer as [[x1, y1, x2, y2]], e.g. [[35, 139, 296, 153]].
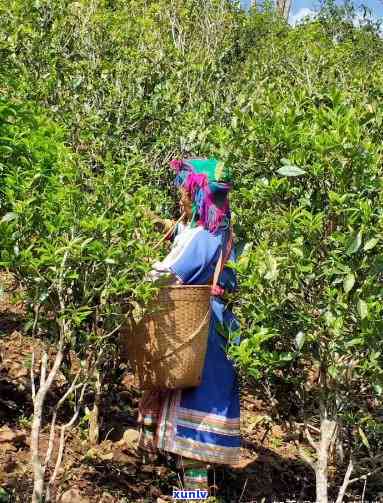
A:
[[200, 191, 229, 233], [170, 159, 183, 172], [185, 172, 208, 196], [211, 285, 225, 296]]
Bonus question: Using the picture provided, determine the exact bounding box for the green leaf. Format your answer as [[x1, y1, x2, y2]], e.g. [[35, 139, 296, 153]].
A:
[[1, 212, 17, 223], [328, 366, 338, 379], [264, 254, 278, 281], [292, 247, 304, 258], [23, 320, 34, 332], [277, 165, 306, 177], [347, 231, 362, 254], [363, 237, 379, 251], [279, 352, 294, 361], [343, 273, 355, 293], [346, 337, 363, 347], [357, 299, 368, 320], [295, 331, 305, 350], [358, 427, 370, 450], [0, 487, 10, 502], [80, 237, 94, 249]]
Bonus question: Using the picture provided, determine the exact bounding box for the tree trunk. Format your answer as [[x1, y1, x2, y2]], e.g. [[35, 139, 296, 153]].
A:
[[31, 350, 64, 503], [316, 418, 337, 503], [276, 0, 292, 19], [31, 394, 44, 503]]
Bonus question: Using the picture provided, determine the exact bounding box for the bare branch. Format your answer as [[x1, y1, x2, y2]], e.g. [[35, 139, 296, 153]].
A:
[[31, 352, 36, 403], [32, 303, 40, 337], [57, 245, 70, 316], [56, 371, 81, 410], [99, 323, 122, 340], [362, 477, 367, 503], [295, 422, 321, 434], [43, 370, 81, 470], [42, 349, 64, 398], [48, 381, 87, 487], [335, 456, 354, 503], [40, 352, 48, 387], [31, 245, 71, 503], [31, 348, 64, 503], [305, 427, 318, 451], [44, 409, 58, 472], [357, 454, 383, 465], [349, 465, 383, 484]]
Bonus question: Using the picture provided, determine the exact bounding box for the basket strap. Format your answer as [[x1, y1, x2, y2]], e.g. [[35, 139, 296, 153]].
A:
[[154, 308, 211, 364], [211, 226, 234, 296], [212, 250, 223, 290]]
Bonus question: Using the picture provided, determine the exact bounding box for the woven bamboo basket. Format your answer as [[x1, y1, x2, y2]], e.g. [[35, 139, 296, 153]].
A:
[[120, 285, 212, 390]]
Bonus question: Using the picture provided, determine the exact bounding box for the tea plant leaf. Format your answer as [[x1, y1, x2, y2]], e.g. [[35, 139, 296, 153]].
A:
[[1, 212, 17, 223], [347, 231, 362, 254], [343, 273, 355, 293], [277, 165, 306, 177], [264, 254, 278, 281], [295, 331, 305, 350], [346, 338, 363, 347], [357, 299, 368, 320], [363, 237, 379, 251], [358, 427, 370, 450]]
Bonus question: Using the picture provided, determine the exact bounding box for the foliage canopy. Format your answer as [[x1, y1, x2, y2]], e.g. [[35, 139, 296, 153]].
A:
[[1, 0, 383, 496]]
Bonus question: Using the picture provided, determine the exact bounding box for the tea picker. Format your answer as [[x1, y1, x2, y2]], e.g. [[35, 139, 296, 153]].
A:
[[123, 158, 241, 493]]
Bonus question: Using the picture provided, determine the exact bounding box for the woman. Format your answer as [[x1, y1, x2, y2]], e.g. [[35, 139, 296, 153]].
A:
[[138, 158, 241, 493]]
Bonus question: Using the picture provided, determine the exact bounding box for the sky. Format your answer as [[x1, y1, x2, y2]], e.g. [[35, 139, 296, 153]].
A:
[[239, 0, 383, 25]]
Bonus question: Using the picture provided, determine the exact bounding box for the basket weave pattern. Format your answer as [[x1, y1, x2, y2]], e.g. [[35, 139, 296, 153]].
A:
[[121, 285, 212, 389]]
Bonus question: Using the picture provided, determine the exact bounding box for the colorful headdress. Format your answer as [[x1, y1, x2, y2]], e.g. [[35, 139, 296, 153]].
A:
[[170, 158, 232, 233]]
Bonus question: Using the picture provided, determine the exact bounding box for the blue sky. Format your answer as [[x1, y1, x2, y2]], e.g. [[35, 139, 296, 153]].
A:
[[240, 0, 383, 24]]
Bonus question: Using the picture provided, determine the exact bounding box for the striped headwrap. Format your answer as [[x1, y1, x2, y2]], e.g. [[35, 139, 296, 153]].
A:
[[170, 158, 232, 234]]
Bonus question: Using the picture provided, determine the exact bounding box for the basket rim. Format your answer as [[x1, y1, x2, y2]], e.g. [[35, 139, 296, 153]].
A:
[[163, 284, 212, 290], [119, 284, 212, 309]]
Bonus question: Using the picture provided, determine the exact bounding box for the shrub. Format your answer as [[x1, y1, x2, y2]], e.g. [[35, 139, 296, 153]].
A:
[[1, 0, 383, 500]]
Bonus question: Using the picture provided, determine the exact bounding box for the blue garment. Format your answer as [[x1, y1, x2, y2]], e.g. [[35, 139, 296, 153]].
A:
[[138, 224, 241, 465], [157, 226, 241, 464]]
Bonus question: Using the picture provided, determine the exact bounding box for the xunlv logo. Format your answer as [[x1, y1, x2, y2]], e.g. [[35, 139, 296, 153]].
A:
[[172, 489, 209, 500]]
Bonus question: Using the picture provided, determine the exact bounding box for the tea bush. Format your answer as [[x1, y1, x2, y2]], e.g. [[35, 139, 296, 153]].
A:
[[0, 92, 162, 353], [1, 0, 383, 499]]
